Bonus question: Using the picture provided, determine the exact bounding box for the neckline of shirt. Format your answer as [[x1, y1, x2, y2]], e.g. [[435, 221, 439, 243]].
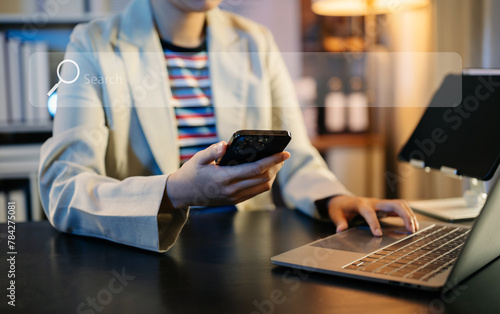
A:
[[160, 39, 207, 53]]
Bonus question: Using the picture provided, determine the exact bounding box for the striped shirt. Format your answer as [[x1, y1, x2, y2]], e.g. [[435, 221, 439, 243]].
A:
[[162, 40, 218, 165]]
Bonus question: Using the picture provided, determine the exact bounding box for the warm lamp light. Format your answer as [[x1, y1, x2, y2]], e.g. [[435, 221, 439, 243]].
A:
[[311, 0, 430, 16]]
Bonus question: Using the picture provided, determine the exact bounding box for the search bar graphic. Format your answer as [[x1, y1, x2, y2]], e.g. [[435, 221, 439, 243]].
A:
[[47, 59, 80, 96]]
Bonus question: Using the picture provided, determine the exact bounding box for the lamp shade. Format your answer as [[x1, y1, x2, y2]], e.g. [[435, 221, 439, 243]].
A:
[[311, 0, 430, 16]]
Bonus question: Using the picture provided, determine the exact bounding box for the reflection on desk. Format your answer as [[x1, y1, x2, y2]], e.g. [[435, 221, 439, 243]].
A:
[[0, 209, 498, 313]]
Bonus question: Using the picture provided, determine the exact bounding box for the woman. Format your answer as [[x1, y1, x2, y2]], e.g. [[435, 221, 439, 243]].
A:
[[39, 0, 418, 252]]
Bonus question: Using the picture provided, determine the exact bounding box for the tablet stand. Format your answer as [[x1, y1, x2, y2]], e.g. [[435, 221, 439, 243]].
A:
[[409, 177, 487, 222]]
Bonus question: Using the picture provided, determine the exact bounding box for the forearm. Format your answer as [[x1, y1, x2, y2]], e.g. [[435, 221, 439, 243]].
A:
[[39, 129, 188, 252]]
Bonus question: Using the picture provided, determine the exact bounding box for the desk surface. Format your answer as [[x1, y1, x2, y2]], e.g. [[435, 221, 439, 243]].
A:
[[1, 209, 499, 314]]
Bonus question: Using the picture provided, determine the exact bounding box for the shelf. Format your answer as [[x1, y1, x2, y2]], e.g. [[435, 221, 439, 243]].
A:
[[0, 143, 41, 179], [311, 133, 384, 152], [0, 121, 53, 133], [0, 161, 40, 179], [0, 13, 106, 25]]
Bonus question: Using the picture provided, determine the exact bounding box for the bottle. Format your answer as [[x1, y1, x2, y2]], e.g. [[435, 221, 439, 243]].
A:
[[325, 76, 347, 133], [347, 76, 369, 133]]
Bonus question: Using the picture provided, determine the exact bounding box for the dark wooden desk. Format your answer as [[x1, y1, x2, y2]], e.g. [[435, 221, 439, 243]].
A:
[[1, 209, 499, 314]]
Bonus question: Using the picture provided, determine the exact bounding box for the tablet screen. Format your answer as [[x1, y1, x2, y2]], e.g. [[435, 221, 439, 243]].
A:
[[398, 73, 500, 181]]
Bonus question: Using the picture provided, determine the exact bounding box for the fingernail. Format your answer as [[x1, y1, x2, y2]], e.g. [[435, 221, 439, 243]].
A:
[[216, 142, 223, 153], [374, 228, 382, 237]]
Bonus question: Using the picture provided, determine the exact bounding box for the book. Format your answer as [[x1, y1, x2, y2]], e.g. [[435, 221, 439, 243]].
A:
[[0, 32, 9, 123], [29, 42, 50, 122], [39, 0, 85, 15], [22, 41, 36, 122], [6, 38, 23, 122], [0, 191, 6, 223]]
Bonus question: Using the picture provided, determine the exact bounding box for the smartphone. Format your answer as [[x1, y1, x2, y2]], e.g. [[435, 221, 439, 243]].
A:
[[217, 130, 291, 166]]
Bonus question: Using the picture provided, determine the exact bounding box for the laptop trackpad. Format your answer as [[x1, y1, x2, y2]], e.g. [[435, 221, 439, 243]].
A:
[[311, 227, 410, 254]]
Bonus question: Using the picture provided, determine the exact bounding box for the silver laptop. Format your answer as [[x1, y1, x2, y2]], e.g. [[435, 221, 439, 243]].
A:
[[271, 174, 500, 291]]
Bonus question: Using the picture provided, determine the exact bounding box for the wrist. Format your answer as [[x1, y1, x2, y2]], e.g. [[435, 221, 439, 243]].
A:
[[327, 195, 353, 210], [164, 174, 186, 210], [315, 195, 335, 219], [315, 195, 351, 219]]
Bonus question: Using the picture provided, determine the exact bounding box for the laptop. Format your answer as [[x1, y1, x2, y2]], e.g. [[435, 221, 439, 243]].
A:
[[271, 172, 500, 291]]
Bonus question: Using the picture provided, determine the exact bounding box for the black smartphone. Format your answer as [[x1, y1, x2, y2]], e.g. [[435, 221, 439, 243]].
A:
[[217, 130, 291, 166]]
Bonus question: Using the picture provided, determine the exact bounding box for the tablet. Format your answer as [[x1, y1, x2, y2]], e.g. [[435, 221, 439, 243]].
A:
[[398, 72, 500, 180]]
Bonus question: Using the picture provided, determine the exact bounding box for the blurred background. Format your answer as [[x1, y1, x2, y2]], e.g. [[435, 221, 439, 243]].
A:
[[0, 0, 499, 222]]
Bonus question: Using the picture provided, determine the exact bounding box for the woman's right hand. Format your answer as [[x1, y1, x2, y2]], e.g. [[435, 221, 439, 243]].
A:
[[165, 141, 290, 209]]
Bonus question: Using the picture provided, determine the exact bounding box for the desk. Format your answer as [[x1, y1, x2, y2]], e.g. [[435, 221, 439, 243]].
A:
[[1, 209, 499, 313]]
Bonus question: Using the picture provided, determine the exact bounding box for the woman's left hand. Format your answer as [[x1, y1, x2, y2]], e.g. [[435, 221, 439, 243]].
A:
[[327, 195, 419, 236]]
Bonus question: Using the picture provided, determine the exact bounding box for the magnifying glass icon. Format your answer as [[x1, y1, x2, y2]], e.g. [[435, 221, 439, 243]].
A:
[[47, 59, 80, 96]]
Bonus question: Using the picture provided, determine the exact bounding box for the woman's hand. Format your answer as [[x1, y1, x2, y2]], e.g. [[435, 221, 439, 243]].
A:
[[327, 195, 419, 236], [165, 141, 290, 209]]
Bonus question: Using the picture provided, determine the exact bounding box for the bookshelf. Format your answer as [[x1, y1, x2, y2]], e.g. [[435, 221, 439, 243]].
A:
[[0, 144, 43, 222], [0, 12, 102, 222], [0, 0, 134, 221]]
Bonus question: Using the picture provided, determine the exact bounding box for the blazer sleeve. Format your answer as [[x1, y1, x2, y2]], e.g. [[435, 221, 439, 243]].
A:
[[38, 24, 188, 252], [262, 29, 354, 220]]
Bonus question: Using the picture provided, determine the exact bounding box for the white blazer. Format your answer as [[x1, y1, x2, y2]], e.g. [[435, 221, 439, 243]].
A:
[[39, 0, 350, 252]]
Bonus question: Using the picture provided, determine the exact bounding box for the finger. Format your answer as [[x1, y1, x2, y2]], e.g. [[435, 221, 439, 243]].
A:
[[193, 141, 226, 165], [401, 201, 419, 232], [224, 171, 276, 198], [226, 152, 289, 181], [375, 201, 417, 233], [226, 164, 283, 193], [392, 201, 418, 233], [402, 201, 420, 231], [403, 201, 419, 231], [229, 179, 277, 204], [329, 208, 349, 233], [358, 205, 383, 236]]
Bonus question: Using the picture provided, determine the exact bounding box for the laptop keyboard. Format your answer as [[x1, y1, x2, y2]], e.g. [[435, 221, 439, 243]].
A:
[[343, 225, 470, 282]]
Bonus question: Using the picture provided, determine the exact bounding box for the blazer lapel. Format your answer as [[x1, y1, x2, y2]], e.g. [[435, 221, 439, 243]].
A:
[[207, 9, 248, 143], [115, 0, 179, 174], [113, 1, 249, 172]]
